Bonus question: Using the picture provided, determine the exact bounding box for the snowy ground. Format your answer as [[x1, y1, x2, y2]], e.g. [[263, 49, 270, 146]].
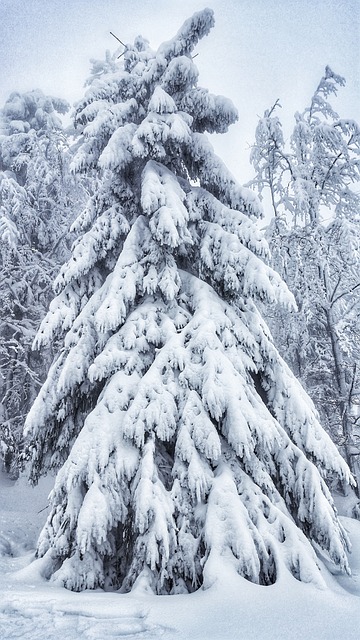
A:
[[1, 470, 360, 640]]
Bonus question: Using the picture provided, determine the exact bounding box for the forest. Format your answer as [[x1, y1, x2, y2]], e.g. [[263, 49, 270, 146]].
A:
[[1, 8, 360, 638]]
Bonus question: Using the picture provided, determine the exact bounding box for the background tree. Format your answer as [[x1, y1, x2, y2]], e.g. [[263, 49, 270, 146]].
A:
[[25, 11, 352, 594], [250, 67, 360, 495], [0, 89, 77, 473]]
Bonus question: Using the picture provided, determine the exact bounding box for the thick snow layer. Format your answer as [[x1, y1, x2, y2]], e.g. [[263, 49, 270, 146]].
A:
[[1, 469, 360, 639]]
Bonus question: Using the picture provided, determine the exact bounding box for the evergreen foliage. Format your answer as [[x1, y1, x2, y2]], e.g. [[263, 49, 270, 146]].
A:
[[25, 12, 352, 593]]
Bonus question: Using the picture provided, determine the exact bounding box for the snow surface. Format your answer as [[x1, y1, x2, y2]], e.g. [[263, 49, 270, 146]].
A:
[[1, 468, 360, 639]]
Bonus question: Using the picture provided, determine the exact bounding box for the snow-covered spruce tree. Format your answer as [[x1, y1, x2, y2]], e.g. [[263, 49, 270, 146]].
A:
[[249, 67, 360, 493], [0, 90, 75, 473], [25, 12, 352, 593]]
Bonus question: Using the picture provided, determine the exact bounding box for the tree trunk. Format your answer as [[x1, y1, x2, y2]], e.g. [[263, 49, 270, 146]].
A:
[[326, 306, 360, 496]]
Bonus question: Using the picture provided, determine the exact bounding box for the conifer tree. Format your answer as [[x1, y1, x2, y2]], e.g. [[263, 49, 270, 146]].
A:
[[26, 11, 352, 593], [0, 90, 75, 472], [250, 68, 360, 494]]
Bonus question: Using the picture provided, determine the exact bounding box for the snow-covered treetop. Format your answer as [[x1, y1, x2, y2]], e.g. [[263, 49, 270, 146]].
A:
[[250, 67, 360, 226], [158, 8, 215, 59], [71, 9, 258, 213], [304, 66, 346, 123], [0, 90, 69, 137], [0, 90, 71, 253]]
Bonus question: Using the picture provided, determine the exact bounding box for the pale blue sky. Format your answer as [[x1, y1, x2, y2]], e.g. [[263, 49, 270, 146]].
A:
[[0, 0, 359, 181]]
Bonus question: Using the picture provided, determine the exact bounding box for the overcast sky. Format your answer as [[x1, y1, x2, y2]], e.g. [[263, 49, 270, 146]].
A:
[[0, 0, 359, 182]]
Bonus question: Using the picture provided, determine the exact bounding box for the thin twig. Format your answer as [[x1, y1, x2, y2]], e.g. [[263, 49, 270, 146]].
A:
[[110, 32, 126, 47]]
